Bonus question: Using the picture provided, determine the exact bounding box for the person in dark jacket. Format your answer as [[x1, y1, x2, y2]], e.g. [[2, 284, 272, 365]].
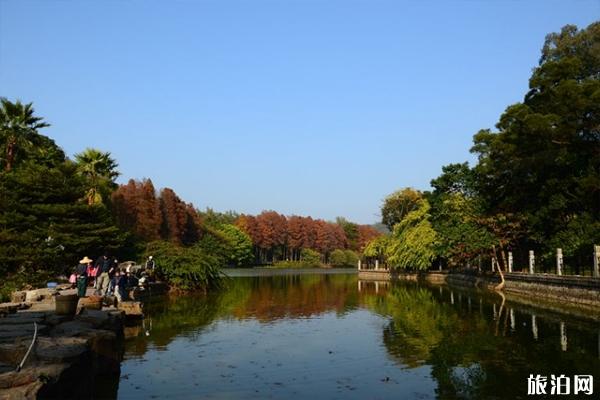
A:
[[95, 253, 114, 295], [76, 256, 92, 297]]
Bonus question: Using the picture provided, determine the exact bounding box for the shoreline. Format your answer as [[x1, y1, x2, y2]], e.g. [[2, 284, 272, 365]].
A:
[[358, 269, 600, 322]]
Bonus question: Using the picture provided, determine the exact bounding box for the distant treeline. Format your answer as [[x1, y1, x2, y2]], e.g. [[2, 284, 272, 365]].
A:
[[109, 178, 381, 265], [236, 212, 380, 264]]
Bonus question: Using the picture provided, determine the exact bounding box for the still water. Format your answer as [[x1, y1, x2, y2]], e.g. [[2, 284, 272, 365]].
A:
[[117, 271, 600, 399]]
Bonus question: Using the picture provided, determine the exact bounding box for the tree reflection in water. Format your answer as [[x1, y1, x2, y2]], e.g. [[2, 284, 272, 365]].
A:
[[121, 274, 599, 399], [361, 282, 600, 399]]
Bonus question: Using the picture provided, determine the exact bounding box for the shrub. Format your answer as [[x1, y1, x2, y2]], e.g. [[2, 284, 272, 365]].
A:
[[300, 248, 322, 267], [329, 249, 359, 268], [144, 241, 223, 291]]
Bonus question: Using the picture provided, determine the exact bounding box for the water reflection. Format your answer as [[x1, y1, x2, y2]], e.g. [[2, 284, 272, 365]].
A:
[[360, 280, 600, 399], [118, 274, 599, 399]]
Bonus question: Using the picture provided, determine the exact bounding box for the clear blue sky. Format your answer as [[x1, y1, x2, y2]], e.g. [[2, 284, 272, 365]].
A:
[[1, 0, 598, 224]]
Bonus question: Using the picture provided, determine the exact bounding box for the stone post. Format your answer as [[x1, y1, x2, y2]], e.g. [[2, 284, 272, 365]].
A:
[[508, 252, 513, 273], [510, 309, 515, 331], [450, 291, 455, 305], [375, 259, 379, 271], [556, 248, 563, 276], [529, 250, 535, 274], [593, 245, 600, 278], [358, 259, 361, 270]]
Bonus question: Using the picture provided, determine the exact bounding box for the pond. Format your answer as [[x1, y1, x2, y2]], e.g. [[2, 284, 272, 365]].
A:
[[115, 271, 600, 399]]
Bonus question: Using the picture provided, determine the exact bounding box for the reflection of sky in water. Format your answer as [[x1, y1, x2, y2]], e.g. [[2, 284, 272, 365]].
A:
[[119, 310, 436, 399], [117, 274, 600, 399]]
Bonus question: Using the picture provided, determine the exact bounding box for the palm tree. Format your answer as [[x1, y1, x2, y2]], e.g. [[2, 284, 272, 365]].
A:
[[74, 148, 120, 205], [0, 98, 50, 171]]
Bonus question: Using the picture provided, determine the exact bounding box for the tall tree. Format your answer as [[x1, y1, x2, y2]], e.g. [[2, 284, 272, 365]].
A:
[[74, 148, 120, 205], [471, 22, 600, 266], [0, 98, 53, 171], [386, 199, 438, 270], [111, 179, 162, 241], [381, 188, 423, 230]]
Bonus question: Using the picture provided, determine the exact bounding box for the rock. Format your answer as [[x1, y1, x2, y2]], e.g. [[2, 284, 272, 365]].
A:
[[0, 363, 69, 392], [82, 329, 121, 375], [43, 314, 71, 327], [34, 337, 88, 363], [0, 304, 21, 315], [0, 362, 13, 374], [0, 324, 47, 342], [76, 309, 110, 329], [50, 321, 94, 337], [24, 289, 56, 303], [0, 380, 45, 400], [0, 314, 44, 326], [10, 292, 26, 304], [0, 342, 27, 365], [0, 302, 125, 399], [27, 302, 55, 313], [117, 301, 143, 318]]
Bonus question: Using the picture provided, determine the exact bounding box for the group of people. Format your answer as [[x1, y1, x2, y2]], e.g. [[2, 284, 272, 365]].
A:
[[71, 254, 156, 301]]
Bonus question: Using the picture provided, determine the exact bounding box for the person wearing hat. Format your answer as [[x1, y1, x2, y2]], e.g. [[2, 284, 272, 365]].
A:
[[76, 257, 92, 297]]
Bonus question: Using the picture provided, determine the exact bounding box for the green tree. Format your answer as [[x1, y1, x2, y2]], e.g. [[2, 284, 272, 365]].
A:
[[328, 249, 359, 268], [386, 199, 438, 270], [336, 217, 359, 250], [74, 148, 120, 205], [428, 163, 494, 268], [0, 98, 57, 171], [363, 235, 391, 263], [217, 224, 254, 267], [0, 161, 128, 276], [470, 22, 600, 267], [198, 208, 240, 228], [381, 188, 423, 230], [144, 241, 222, 291], [300, 248, 322, 267]]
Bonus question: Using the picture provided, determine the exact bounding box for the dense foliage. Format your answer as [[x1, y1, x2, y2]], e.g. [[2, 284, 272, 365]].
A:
[[237, 212, 378, 264], [0, 138, 129, 277], [144, 241, 222, 291], [365, 22, 600, 273]]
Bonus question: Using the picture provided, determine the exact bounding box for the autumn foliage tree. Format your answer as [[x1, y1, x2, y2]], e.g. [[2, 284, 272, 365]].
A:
[[236, 211, 370, 264], [112, 179, 162, 241], [112, 180, 201, 245]]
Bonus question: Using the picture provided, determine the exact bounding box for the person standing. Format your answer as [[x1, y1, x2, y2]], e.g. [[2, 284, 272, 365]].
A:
[[76, 257, 92, 297], [115, 270, 128, 303], [87, 261, 99, 288], [145, 256, 155, 271], [95, 253, 114, 295]]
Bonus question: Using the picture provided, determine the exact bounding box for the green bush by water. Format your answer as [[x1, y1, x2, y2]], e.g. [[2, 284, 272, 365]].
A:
[[145, 241, 223, 291]]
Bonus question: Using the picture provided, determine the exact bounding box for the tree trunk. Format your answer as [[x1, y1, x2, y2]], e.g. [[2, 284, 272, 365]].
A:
[[5, 139, 15, 171], [492, 245, 505, 291]]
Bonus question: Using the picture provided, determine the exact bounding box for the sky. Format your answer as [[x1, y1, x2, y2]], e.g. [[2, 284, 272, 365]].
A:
[[0, 0, 598, 224]]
